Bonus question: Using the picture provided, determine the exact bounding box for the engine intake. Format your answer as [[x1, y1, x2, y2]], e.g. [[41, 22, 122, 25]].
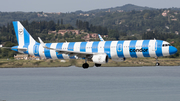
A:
[[92, 54, 108, 64]]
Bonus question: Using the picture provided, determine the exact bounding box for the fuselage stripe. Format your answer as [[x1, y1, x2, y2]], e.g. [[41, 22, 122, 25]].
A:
[[80, 42, 87, 52], [156, 40, 163, 57], [104, 41, 112, 58], [56, 43, 64, 59], [33, 43, 40, 57], [129, 40, 137, 58], [117, 41, 124, 58], [92, 42, 99, 53], [44, 43, 52, 59], [68, 42, 76, 59], [142, 40, 150, 57]]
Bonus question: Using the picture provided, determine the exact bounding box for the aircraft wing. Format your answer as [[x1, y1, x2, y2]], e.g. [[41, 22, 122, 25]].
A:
[[55, 49, 95, 58], [38, 37, 95, 58]]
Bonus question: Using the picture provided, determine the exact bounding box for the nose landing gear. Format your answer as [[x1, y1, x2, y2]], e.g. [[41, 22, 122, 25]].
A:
[[155, 57, 160, 66]]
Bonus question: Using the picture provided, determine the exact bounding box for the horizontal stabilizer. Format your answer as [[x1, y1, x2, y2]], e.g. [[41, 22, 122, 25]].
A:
[[11, 47, 27, 51], [0, 45, 27, 51]]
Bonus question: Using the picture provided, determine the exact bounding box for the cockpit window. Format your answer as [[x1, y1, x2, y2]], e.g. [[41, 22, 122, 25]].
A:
[[162, 44, 171, 47]]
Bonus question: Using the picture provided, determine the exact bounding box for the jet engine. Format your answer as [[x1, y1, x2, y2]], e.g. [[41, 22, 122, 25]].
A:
[[92, 54, 108, 64]]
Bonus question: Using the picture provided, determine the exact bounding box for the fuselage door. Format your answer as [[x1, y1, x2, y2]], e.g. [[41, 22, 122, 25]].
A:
[[152, 40, 157, 51]]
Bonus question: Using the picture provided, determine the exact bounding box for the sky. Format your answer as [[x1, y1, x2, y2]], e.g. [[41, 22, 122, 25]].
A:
[[1, 0, 180, 13]]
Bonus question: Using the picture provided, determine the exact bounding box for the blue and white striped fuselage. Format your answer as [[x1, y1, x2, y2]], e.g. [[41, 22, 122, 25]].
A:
[[9, 21, 178, 68], [15, 40, 176, 60]]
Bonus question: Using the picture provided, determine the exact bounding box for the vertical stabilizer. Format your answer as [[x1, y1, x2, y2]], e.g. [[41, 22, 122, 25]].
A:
[[13, 21, 36, 46]]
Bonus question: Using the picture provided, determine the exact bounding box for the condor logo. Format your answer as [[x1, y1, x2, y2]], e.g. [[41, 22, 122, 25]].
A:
[[129, 48, 148, 52], [18, 29, 23, 36]]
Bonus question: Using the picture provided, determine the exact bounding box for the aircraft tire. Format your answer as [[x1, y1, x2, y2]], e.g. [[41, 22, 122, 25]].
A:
[[156, 62, 160, 66], [95, 63, 101, 67], [82, 63, 89, 69]]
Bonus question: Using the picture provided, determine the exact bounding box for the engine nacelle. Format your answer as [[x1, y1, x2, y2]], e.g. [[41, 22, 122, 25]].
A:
[[92, 54, 108, 64], [112, 58, 126, 62]]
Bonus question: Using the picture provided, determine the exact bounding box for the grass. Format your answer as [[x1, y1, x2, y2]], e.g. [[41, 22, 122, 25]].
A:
[[0, 57, 180, 68]]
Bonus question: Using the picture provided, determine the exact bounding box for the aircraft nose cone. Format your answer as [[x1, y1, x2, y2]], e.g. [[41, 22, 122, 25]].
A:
[[169, 46, 178, 55]]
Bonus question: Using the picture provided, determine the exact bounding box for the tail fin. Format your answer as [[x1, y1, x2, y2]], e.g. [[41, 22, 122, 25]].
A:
[[13, 21, 36, 46]]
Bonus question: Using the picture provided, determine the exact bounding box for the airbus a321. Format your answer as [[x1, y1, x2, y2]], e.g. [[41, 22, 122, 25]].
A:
[[0, 21, 178, 68]]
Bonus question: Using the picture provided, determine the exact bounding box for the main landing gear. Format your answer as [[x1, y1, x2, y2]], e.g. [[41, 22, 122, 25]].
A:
[[155, 57, 160, 66], [82, 58, 102, 69], [82, 58, 89, 69], [82, 63, 89, 69], [95, 63, 101, 67], [82, 63, 102, 69]]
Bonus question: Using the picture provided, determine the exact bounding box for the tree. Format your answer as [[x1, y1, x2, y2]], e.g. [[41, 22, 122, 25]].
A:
[[120, 32, 127, 36], [76, 19, 79, 28], [108, 29, 119, 40], [102, 27, 108, 35], [48, 20, 56, 31], [61, 19, 63, 25], [57, 19, 60, 26]]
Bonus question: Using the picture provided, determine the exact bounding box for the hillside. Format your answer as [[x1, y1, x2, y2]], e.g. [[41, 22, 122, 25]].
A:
[[1, 4, 180, 34], [0, 4, 180, 59], [79, 4, 155, 13]]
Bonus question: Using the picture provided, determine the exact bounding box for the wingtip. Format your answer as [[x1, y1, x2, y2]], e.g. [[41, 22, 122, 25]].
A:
[[38, 37, 48, 49], [38, 37, 43, 43]]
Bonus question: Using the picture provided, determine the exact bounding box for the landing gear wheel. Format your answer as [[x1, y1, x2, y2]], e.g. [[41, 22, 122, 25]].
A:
[[95, 63, 101, 67], [155, 57, 160, 66], [156, 62, 160, 66], [82, 63, 89, 69]]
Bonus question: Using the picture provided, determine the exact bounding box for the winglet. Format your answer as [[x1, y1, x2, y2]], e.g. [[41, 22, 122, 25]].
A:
[[38, 37, 56, 50], [38, 37, 47, 48], [98, 34, 104, 41]]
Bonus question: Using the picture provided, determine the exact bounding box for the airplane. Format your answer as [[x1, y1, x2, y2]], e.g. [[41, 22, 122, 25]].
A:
[[98, 34, 104, 41], [0, 21, 178, 69]]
